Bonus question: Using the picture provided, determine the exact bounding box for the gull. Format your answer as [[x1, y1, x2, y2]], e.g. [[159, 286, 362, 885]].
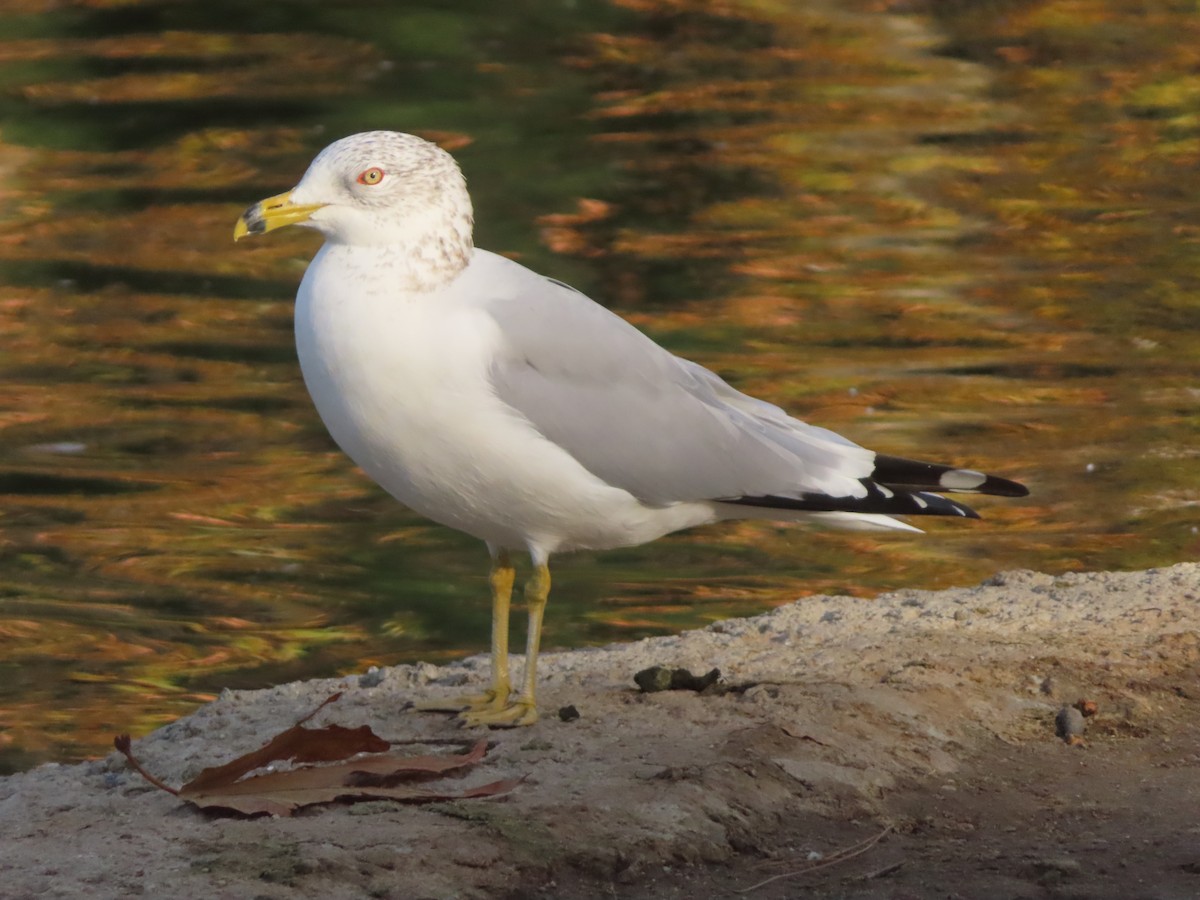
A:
[[234, 131, 1028, 726]]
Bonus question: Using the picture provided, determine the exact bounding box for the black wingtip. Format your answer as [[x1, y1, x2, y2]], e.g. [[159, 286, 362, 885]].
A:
[[726, 482, 982, 520], [718, 454, 1026, 522], [872, 454, 1028, 498], [988, 476, 1029, 498]]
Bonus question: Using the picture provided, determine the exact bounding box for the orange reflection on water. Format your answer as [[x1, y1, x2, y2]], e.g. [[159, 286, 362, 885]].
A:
[[1, 0, 1198, 769]]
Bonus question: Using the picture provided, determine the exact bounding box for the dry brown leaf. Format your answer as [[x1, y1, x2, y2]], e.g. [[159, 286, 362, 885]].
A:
[[180, 693, 388, 794], [114, 693, 521, 817]]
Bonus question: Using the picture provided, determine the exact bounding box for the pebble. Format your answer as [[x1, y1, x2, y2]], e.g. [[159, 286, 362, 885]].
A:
[[1055, 705, 1086, 743], [633, 666, 721, 693], [358, 666, 385, 688]]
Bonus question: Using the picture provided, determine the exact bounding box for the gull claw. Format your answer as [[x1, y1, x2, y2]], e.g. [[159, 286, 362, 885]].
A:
[[458, 699, 538, 728]]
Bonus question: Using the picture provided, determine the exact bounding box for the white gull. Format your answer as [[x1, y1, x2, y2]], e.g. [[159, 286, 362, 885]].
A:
[[235, 131, 1027, 726]]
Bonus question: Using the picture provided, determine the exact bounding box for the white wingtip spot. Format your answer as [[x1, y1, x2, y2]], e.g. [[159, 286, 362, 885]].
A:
[[912, 495, 929, 509], [940, 468, 988, 491]]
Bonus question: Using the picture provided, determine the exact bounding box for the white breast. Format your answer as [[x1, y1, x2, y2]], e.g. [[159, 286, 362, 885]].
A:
[[293, 245, 715, 555]]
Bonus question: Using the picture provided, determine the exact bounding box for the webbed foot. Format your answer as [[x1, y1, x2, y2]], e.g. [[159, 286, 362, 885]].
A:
[[458, 698, 538, 728]]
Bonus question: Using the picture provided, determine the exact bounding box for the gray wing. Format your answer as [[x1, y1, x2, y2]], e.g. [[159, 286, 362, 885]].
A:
[[473, 252, 875, 506]]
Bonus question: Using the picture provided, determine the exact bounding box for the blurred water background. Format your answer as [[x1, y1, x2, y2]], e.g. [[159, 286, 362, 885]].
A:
[[1, 0, 1197, 770]]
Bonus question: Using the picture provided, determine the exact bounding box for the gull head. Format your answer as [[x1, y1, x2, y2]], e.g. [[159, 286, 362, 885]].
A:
[[234, 132, 474, 263]]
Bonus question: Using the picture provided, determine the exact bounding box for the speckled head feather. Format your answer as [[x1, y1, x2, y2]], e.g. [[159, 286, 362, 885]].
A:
[[289, 131, 475, 286]]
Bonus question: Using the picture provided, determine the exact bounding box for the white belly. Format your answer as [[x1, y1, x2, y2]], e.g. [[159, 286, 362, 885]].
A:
[[293, 247, 715, 555]]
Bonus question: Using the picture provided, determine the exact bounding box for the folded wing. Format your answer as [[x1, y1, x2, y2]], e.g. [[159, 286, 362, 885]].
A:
[[477, 254, 1026, 520]]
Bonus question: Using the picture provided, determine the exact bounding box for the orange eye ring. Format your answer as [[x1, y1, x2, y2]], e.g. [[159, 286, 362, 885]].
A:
[[357, 167, 385, 185]]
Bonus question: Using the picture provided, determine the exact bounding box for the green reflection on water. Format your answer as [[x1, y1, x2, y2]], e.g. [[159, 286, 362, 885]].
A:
[[1, 0, 1197, 771]]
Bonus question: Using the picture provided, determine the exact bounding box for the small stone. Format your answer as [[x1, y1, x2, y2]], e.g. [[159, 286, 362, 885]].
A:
[[1033, 856, 1083, 879], [1055, 705, 1086, 742], [558, 705, 580, 722], [358, 666, 385, 688], [634, 666, 674, 692], [633, 666, 721, 693]]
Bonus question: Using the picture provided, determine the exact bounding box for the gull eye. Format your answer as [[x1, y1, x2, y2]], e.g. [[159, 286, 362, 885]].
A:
[[356, 167, 385, 186]]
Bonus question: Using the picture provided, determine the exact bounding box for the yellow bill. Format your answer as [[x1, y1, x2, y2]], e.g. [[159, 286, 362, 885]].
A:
[[233, 190, 325, 241]]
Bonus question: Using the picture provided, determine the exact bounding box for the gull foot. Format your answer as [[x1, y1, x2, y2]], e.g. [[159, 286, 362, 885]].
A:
[[413, 688, 510, 714], [458, 699, 538, 728]]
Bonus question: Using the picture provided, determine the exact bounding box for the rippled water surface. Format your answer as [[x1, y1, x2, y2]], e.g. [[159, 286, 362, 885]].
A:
[[2, 0, 1198, 770]]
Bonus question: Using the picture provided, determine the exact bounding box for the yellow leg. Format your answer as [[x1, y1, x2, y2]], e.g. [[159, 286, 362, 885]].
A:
[[516, 564, 549, 710], [480, 550, 515, 707], [414, 550, 514, 714], [460, 562, 549, 727]]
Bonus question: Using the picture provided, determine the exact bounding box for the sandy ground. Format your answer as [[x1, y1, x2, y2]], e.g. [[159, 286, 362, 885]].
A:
[[2, 564, 1199, 899]]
